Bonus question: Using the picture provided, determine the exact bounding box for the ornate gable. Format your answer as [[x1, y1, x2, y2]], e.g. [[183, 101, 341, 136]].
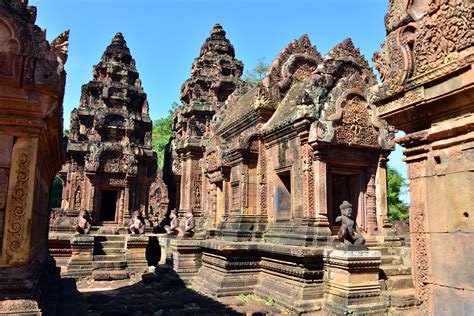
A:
[[261, 34, 322, 103], [372, 0, 472, 102]]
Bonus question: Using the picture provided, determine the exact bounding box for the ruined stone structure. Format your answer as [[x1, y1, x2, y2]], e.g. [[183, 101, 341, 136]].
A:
[[148, 171, 169, 228], [202, 35, 395, 245], [1, 0, 470, 314], [167, 23, 243, 236], [164, 25, 398, 314], [0, 1, 69, 313], [51, 32, 157, 232], [48, 32, 158, 281], [372, 0, 474, 314]]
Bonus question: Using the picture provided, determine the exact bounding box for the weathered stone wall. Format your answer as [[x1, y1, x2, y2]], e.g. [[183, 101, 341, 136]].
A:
[[372, 0, 473, 313], [52, 32, 157, 233], [0, 0, 68, 313]]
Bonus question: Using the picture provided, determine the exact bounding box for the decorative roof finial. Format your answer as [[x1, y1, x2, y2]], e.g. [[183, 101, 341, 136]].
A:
[[111, 32, 127, 48], [211, 23, 225, 37]]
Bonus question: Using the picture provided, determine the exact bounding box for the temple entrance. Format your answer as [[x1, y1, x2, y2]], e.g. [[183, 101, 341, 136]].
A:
[[99, 189, 118, 222], [274, 169, 292, 219], [328, 170, 363, 234]]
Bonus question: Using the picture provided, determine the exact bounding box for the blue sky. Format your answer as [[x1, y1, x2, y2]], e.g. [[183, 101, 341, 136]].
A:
[[31, 0, 408, 201]]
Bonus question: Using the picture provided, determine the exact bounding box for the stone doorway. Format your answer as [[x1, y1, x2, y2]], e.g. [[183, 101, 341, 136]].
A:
[[275, 169, 292, 219], [328, 169, 363, 234], [99, 189, 118, 223]]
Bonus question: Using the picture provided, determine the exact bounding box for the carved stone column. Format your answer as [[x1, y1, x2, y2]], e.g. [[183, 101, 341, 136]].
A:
[[1, 137, 39, 267], [375, 155, 390, 232], [365, 167, 377, 236], [313, 147, 331, 235], [302, 143, 315, 218], [257, 139, 267, 217], [123, 182, 131, 225], [240, 163, 248, 214]]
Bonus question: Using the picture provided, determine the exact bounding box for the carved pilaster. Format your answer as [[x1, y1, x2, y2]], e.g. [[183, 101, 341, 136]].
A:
[[313, 147, 330, 233], [257, 139, 267, 216], [376, 155, 391, 231], [302, 143, 315, 218], [240, 163, 248, 213], [1, 137, 38, 266], [365, 168, 377, 236]]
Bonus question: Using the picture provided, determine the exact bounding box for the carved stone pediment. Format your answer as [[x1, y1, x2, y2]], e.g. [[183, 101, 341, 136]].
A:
[[372, 0, 472, 102]]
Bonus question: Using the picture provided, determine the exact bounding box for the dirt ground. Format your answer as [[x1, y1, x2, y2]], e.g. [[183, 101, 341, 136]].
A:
[[75, 270, 289, 316]]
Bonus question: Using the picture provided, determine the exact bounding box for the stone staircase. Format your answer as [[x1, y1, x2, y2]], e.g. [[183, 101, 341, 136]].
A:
[[370, 237, 422, 315], [91, 235, 129, 280]]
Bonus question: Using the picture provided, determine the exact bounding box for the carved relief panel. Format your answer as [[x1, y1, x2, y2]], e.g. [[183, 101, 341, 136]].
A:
[[335, 97, 377, 147], [0, 19, 20, 53]]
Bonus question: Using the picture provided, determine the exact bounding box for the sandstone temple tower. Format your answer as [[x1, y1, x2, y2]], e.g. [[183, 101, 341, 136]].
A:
[[166, 23, 243, 234], [58, 33, 156, 229], [163, 25, 399, 313]]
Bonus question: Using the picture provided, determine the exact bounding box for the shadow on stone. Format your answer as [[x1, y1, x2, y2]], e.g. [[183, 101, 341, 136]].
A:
[[81, 270, 243, 316], [146, 236, 160, 266]]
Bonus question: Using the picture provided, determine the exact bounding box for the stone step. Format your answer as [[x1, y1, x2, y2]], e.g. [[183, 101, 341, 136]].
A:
[[370, 246, 411, 258], [369, 246, 390, 255], [92, 261, 127, 270], [385, 275, 414, 291], [94, 241, 125, 248], [381, 255, 403, 265], [93, 247, 125, 255], [93, 254, 126, 262], [381, 264, 412, 276], [92, 269, 129, 281], [388, 307, 422, 316], [94, 235, 126, 242], [382, 288, 420, 309]]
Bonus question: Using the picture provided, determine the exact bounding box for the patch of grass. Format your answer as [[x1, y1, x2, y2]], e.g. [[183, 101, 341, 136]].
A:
[[186, 284, 198, 292], [265, 296, 276, 306], [237, 293, 264, 303], [236, 294, 276, 306]]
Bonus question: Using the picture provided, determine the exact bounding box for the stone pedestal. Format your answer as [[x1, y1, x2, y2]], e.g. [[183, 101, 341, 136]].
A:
[[264, 218, 331, 246], [126, 236, 149, 273], [193, 240, 260, 296], [323, 249, 387, 315], [64, 236, 94, 278], [255, 244, 325, 314], [0, 252, 60, 315], [170, 238, 203, 283], [217, 215, 267, 242], [47, 234, 72, 272]]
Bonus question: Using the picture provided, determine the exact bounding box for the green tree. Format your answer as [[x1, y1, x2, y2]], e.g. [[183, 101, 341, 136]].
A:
[[387, 165, 409, 221], [152, 102, 178, 170], [50, 174, 63, 208], [243, 57, 270, 86]]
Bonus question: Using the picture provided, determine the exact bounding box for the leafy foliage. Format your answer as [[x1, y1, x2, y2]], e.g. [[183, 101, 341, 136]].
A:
[[243, 57, 270, 86], [50, 174, 63, 208], [387, 165, 409, 221], [152, 102, 178, 170]]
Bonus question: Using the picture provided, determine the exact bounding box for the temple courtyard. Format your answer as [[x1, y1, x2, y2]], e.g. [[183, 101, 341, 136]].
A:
[[0, 0, 472, 315]]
